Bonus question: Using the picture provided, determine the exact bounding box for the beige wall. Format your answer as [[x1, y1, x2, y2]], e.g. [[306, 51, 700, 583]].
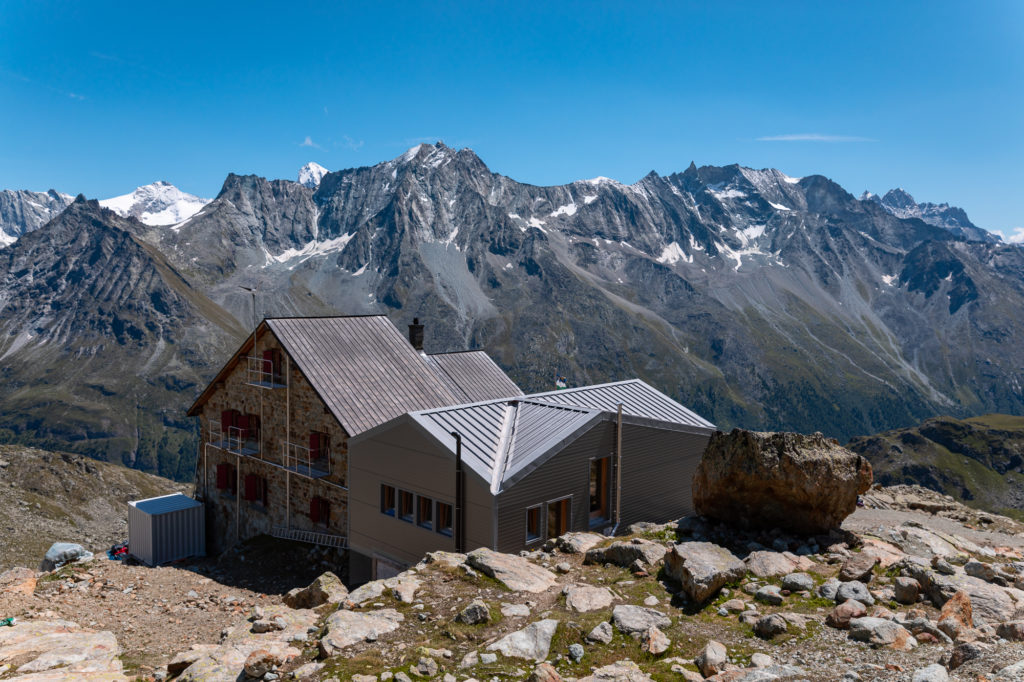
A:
[[195, 330, 350, 552], [348, 420, 494, 567]]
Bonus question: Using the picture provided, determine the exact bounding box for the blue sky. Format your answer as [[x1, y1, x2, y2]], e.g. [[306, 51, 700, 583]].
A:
[[1, 2, 1022, 239]]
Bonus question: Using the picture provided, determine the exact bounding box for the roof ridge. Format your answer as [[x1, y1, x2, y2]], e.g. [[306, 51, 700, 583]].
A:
[[490, 401, 520, 494], [523, 378, 642, 399]]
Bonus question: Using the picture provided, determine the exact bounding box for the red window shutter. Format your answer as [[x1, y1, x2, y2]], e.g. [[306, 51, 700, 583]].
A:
[[320, 498, 330, 523], [309, 432, 320, 458], [216, 463, 228, 489], [309, 496, 321, 523], [220, 410, 233, 430], [244, 474, 257, 501], [236, 414, 249, 440], [262, 349, 273, 375], [248, 414, 260, 437], [261, 478, 268, 506]]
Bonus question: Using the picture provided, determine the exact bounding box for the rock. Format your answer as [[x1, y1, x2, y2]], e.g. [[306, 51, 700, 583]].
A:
[[643, 595, 659, 606], [584, 538, 667, 568], [888, 526, 959, 560], [386, 575, 421, 602], [0, 620, 126, 677], [744, 551, 800, 578], [555, 562, 571, 574], [754, 614, 788, 639], [459, 651, 479, 668], [413, 657, 438, 678], [642, 625, 670, 654], [692, 429, 872, 534], [467, 548, 558, 593], [486, 619, 559, 661], [780, 572, 814, 593], [568, 642, 585, 662], [835, 581, 874, 605], [696, 639, 728, 677], [938, 590, 973, 631], [547, 532, 605, 554], [612, 605, 671, 634], [167, 645, 220, 676], [564, 585, 615, 612], [996, 660, 1024, 679], [894, 577, 920, 605], [319, 609, 404, 655], [528, 662, 562, 682], [750, 653, 774, 668], [755, 584, 784, 605], [346, 579, 387, 605], [826, 599, 867, 629], [501, 602, 531, 618], [0, 567, 36, 596], [243, 648, 281, 678], [40, 542, 93, 571], [721, 598, 747, 612], [860, 537, 906, 568], [424, 551, 468, 567], [283, 571, 348, 608], [587, 621, 614, 644], [913, 659, 950, 675], [848, 617, 917, 651], [351, 675, 377, 682], [839, 553, 879, 583], [578, 659, 654, 682], [948, 641, 989, 670], [964, 559, 1002, 584], [456, 600, 491, 625], [818, 577, 841, 600], [251, 618, 286, 633], [664, 541, 745, 603], [996, 620, 1024, 641]]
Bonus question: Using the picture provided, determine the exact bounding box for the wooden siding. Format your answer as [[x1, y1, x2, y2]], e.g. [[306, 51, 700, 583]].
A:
[[495, 421, 616, 554], [348, 420, 493, 567], [618, 424, 709, 528]]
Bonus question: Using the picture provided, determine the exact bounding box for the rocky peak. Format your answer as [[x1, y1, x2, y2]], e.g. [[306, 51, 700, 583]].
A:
[[297, 162, 329, 189]]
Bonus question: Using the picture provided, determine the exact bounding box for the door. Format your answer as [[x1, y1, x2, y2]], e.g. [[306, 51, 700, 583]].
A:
[[547, 497, 570, 538]]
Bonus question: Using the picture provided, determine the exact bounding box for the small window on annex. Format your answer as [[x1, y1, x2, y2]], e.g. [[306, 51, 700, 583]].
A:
[[436, 502, 453, 537], [525, 505, 541, 543], [398, 490, 415, 523], [417, 495, 433, 530], [547, 497, 570, 538], [380, 484, 396, 516]]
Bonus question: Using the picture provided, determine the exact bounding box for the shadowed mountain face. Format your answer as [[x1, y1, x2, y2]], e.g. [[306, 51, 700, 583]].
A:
[[1, 143, 1022, 479]]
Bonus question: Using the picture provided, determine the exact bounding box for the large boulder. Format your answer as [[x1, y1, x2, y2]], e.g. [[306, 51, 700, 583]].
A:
[[663, 542, 745, 603], [284, 571, 348, 608], [467, 548, 558, 593], [611, 605, 671, 635], [693, 430, 872, 534], [486, 619, 559, 661]]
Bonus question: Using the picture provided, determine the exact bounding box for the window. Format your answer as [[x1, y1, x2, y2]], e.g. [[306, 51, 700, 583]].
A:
[[215, 463, 236, 493], [590, 456, 611, 525], [436, 502, 453, 537], [547, 497, 570, 538], [380, 485, 396, 516], [309, 432, 329, 460], [244, 474, 267, 505], [310, 496, 330, 525], [262, 348, 282, 383], [398, 489, 415, 523], [525, 505, 541, 543], [417, 496, 433, 530]]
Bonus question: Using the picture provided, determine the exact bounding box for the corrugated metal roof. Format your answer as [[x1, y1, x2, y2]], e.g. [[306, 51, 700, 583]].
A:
[[525, 379, 716, 431], [130, 493, 202, 515], [410, 398, 600, 492], [267, 317, 460, 436], [425, 351, 523, 403]]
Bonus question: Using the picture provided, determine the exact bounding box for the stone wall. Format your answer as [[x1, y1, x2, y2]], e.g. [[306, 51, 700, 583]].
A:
[[194, 331, 349, 552]]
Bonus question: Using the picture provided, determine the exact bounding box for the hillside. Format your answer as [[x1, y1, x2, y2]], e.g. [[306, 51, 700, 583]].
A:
[[847, 414, 1024, 520], [1, 145, 1024, 479], [0, 444, 188, 571]]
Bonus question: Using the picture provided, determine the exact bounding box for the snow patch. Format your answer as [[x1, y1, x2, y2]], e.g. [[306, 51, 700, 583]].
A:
[[657, 242, 692, 265], [782, 175, 802, 184], [352, 262, 369, 276], [583, 195, 598, 204], [100, 181, 210, 226], [527, 217, 546, 233], [265, 233, 355, 266], [769, 201, 791, 211], [709, 187, 747, 200], [882, 274, 898, 286], [550, 202, 578, 218]]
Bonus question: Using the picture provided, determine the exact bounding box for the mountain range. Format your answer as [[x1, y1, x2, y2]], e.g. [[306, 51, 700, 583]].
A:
[[1, 142, 1022, 480]]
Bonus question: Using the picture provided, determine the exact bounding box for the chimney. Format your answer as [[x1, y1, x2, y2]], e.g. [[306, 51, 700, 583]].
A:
[[408, 318, 425, 351]]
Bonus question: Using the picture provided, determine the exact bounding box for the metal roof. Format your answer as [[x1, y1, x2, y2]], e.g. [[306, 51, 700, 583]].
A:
[[267, 317, 460, 436], [525, 379, 716, 431], [130, 493, 202, 516], [426, 351, 524, 403], [408, 398, 603, 493]]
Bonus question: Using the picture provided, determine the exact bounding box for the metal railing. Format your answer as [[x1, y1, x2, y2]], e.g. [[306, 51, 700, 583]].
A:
[[245, 356, 284, 388], [283, 441, 331, 478], [207, 419, 260, 456], [271, 526, 347, 548]]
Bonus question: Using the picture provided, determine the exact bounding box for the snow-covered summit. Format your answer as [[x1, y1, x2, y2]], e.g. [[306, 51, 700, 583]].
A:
[[298, 162, 329, 189], [100, 181, 210, 226]]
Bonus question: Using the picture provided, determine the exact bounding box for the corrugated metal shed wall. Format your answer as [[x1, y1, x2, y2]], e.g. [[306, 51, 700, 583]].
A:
[[129, 495, 205, 566], [618, 424, 709, 528]]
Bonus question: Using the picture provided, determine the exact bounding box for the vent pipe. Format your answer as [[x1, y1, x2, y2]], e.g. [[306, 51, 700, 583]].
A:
[[408, 318, 425, 351], [451, 430, 466, 553], [612, 403, 623, 535]]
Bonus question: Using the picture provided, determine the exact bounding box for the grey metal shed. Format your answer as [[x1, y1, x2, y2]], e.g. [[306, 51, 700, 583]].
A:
[[128, 493, 205, 566]]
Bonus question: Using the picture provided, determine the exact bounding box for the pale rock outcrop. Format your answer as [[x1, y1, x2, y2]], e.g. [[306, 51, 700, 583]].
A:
[[467, 548, 558, 593], [545, 532, 605, 554], [319, 609, 405, 655], [695, 640, 728, 677], [0, 620, 126, 679], [584, 539, 667, 568], [564, 584, 615, 612], [612, 605, 671, 635], [838, 553, 879, 582], [486, 619, 558, 661], [664, 542, 745, 603], [579, 659, 654, 682], [0, 567, 36, 596], [641, 626, 670, 654], [284, 571, 348, 608], [693, 430, 872, 534], [744, 551, 801, 578], [848, 617, 917, 650]]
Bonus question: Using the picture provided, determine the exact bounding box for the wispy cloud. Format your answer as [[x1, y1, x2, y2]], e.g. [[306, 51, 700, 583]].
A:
[[337, 135, 364, 151], [1007, 227, 1024, 244], [757, 133, 877, 143], [300, 136, 321, 149]]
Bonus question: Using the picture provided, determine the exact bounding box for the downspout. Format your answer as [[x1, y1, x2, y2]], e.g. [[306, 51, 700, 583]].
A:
[[451, 431, 465, 553], [611, 403, 623, 536], [285, 352, 291, 530]]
